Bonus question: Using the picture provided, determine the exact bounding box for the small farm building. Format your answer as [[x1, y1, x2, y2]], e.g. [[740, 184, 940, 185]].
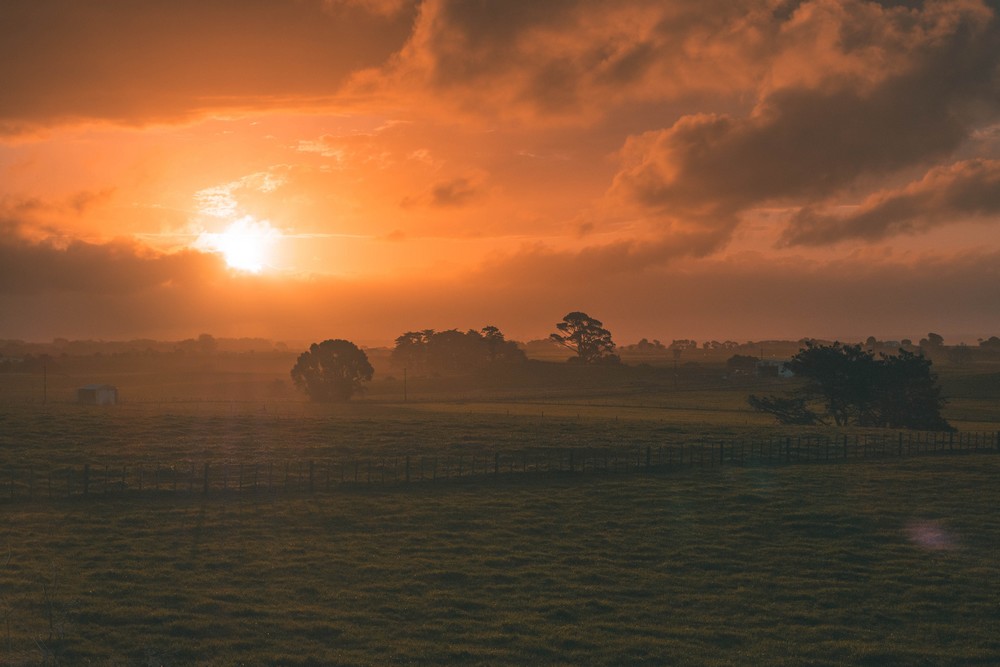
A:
[[77, 384, 118, 405], [756, 360, 794, 378]]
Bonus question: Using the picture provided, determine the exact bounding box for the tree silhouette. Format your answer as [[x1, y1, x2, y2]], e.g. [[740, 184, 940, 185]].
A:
[[550, 311, 618, 364], [390, 326, 525, 374], [874, 348, 951, 430], [749, 342, 951, 430], [290, 339, 374, 402]]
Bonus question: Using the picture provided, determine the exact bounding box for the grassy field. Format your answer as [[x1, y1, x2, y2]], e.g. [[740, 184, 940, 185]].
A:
[[3, 348, 999, 429], [1, 355, 999, 664], [1, 456, 998, 665]]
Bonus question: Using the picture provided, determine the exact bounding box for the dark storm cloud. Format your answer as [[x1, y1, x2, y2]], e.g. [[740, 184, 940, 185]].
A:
[[401, 0, 764, 119], [0, 224, 221, 295], [609, 0, 999, 249], [0, 0, 415, 129], [782, 159, 1000, 244]]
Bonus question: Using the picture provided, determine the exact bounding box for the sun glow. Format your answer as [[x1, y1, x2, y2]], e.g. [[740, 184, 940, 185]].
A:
[[196, 217, 280, 273]]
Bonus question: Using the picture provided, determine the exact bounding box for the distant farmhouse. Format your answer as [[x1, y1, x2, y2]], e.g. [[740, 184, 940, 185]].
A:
[[77, 384, 118, 405], [756, 359, 794, 378]]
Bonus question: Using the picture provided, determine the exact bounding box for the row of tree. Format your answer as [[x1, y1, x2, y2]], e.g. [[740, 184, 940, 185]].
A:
[[389, 326, 525, 374], [291, 314, 954, 434], [290, 312, 617, 401]]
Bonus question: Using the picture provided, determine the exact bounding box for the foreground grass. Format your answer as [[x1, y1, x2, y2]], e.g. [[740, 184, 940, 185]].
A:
[[2, 456, 998, 665]]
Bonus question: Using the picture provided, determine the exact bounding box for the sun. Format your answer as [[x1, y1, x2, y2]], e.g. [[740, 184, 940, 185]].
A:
[[196, 217, 280, 273]]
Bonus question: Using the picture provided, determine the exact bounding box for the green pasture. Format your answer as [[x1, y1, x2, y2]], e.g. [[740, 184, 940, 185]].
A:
[[1, 355, 999, 664], [2, 351, 999, 432], [1, 456, 998, 665]]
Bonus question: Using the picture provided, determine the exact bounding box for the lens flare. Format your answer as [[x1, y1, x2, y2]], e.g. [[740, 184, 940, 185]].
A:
[[905, 520, 959, 551]]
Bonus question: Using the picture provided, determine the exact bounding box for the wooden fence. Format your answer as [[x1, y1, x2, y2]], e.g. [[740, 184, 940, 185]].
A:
[[2, 430, 998, 502]]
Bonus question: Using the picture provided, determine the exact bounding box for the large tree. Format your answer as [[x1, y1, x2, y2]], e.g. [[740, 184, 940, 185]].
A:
[[550, 311, 618, 364], [290, 339, 374, 402], [749, 342, 951, 430]]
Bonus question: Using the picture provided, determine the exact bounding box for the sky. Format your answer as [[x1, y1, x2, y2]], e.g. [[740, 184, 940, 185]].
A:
[[1, 0, 999, 346]]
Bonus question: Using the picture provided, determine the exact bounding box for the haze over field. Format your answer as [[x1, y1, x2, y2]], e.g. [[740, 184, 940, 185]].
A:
[[1, 0, 998, 344]]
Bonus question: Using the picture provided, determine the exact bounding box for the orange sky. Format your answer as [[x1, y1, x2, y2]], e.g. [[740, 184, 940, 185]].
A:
[[2, 0, 999, 346]]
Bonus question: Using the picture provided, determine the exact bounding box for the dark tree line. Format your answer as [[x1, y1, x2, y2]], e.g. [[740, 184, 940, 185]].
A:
[[291, 313, 619, 402], [390, 326, 526, 375], [749, 342, 952, 431]]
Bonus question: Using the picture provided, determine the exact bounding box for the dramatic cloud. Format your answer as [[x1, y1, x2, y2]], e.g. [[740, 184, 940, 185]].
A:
[[2, 0, 999, 343], [382, 0, 770, 122], [0, 225, 221, 295], [608, 0, 999, 252], [0, 0, 415, 131], [782, 159, 1000, 245]]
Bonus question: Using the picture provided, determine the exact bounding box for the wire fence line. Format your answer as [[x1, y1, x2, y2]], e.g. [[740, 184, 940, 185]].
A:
[[3, 430, 999, 503]]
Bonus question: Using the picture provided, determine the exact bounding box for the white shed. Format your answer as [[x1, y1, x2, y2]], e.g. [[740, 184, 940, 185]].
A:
[[77, 384, 118, 405], [756, 360, 795, 378]]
